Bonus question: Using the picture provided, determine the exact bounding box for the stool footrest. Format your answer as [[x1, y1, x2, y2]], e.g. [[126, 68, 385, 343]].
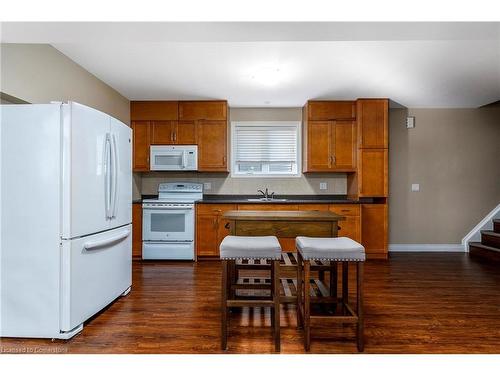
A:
[[235, 252, 333, 270], [226, 300, 274, 308]]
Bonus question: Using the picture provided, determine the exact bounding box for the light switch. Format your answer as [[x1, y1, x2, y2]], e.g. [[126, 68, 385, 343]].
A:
[[203, 182, 212, 190], [411, 183, 420, 192], [319, 182, 328, 190]]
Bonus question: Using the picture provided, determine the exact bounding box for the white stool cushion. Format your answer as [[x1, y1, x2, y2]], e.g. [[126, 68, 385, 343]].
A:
[[220, 236, 282, 260], [296, 237, 365, 261]]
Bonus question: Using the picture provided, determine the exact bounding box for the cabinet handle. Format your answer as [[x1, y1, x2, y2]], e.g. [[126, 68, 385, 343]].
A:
[[170, 132, 174, 142], [173, 132, 177, 142], [332, 155, 336, 165], [223, 155, 227, 164], [225, 223, 230, 229]]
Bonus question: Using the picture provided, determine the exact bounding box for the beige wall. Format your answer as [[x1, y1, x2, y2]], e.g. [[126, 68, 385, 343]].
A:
[[1, 44, 130, 124], [389, 107, 500, 244], [138, 107, 348, 198]]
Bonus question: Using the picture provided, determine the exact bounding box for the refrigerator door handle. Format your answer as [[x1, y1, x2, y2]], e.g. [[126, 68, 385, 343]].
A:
[[83, 229, 131, 250], [111, 133, 118, 218], [104, 133, 112, 219]]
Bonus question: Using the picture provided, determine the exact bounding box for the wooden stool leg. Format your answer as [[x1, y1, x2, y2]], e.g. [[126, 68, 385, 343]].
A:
[[273, 260, 281, 352], [296, 252, 303, 329], [357, 262, 364, 352], [221, 260, 228, 350], [270, 257, 275, 332], [304, 259, 311, 351], [330, 261, 338, 312], [342, 262, 349, 314]]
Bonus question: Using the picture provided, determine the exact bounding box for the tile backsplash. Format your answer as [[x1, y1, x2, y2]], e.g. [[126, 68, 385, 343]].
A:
[[135, 172, 347, 198]]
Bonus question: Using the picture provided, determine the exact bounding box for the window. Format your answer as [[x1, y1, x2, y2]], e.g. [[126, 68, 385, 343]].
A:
[[231, 121, 301, 177]]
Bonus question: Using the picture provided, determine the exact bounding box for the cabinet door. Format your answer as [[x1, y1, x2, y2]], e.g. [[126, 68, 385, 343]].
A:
[[197, 120, 228, 171], [307, 121, 332, 171], [217, 216, 232, 251], [132, 121, 150, 171], [176, 121, 197, 144], [308, 101, 356, 121], [179, 101, 227, 121], [151, 120, 175, 144], [131, 101, 178, 121], [337, 216, 361, 242], [359, 149, 388, 197], [332, 120, 356, 171], [196, 214, 219, 256], [361, 204, 388, 257], [357, 99, 388, 149], [132, 203, 142, 259]]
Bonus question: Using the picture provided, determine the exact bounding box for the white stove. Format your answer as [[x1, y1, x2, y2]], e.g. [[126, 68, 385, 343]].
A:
[[142, 182, 202, 260]]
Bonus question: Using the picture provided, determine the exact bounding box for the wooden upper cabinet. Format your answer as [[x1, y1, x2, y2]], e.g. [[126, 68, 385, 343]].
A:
[[131, 101, 178, 121], [359, 149, 388, 197], [357, 99, 388, 149], [332, 120, 356, 170], [307, 101, 356, 121], [151, 121, 176, 144], [176, 121, 197, 144], [179, 101, 227, 121], [306, 121, 331, 171], [132, 121, 151, 171], [197, 120, 228, 171], [304, 120, 356, 172]]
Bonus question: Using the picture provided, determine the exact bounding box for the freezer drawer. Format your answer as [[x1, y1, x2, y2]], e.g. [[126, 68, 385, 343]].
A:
[[142, 241, 194, 260], [60, 225, 132, 332]]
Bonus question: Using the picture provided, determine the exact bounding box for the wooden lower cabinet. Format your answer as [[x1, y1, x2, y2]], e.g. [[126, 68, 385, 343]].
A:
[[132, 203, 142, 259], [361, 203, 388, 259], [196, 204, 236, 257], [195, 202, 387, 260], [329, 204, 361, 243]]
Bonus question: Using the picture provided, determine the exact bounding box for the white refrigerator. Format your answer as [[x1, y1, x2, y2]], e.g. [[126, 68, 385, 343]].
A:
[[0, 102, 132, 339]]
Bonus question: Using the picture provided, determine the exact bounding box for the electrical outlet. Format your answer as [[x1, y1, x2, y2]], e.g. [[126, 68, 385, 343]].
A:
[[411, 183, 420, 192], [406, 116, 415, 129], [203, 182, 212, 190], [319, 182, 328, 190]]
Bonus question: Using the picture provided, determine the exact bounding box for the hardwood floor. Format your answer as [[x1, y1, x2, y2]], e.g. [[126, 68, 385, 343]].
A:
[[1, 253, 499, 354]]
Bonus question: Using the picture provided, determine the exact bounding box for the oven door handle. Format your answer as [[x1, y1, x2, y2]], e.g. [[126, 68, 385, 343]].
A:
[[143, 206, 193, 210]]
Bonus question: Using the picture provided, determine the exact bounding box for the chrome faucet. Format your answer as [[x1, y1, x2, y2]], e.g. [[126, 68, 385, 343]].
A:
[[257, 188, 275, 200]]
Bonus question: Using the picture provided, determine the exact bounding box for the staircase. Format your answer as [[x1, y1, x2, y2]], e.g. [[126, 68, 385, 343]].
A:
[[469, 219, 500, 261]]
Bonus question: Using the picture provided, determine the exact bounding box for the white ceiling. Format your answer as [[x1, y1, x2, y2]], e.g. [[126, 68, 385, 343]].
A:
[[2, 22, 500, 107]]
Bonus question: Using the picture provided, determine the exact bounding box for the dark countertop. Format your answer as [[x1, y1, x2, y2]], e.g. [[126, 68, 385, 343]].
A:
[[134, 194, 372, 204]]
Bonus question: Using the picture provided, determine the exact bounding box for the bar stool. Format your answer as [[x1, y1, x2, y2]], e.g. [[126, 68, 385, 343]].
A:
[[296, 236, 365, 352], [220, 235, 282, 351]]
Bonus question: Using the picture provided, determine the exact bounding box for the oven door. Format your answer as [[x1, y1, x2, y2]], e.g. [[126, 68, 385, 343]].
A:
[[142, 206, 194, 242]]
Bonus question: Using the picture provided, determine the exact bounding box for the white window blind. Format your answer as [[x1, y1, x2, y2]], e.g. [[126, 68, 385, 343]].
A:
[[231, 122, 300, 177]]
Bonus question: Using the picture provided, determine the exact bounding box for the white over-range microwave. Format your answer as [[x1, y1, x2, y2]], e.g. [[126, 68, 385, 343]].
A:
[[150, 145, 198, 171]]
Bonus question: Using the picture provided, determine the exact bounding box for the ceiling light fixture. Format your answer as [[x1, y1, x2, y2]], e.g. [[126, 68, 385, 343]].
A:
[[250, 66, 282, 87]]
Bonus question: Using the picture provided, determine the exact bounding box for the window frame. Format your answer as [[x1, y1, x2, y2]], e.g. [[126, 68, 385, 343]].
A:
[[230, 121, 302, 178]]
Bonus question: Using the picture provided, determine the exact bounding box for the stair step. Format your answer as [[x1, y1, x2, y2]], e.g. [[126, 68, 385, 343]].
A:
[[469, 242, 500, 262], [481, 230, 500, 248], [493, 219, 500, 233]]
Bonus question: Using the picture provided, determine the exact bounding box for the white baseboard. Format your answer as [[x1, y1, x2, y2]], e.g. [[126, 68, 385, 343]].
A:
[[389, 244, 465, 252]]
